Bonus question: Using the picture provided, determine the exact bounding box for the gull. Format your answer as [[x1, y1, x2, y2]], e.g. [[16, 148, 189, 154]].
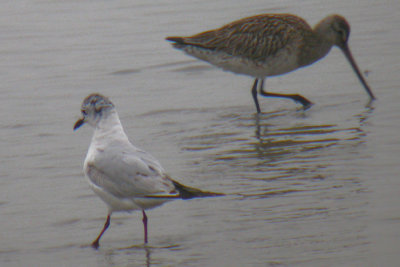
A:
[[74, 93, 222, 249], [166, 14, 375, 113]]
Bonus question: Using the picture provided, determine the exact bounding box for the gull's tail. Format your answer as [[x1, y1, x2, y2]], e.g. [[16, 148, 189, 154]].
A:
[[171, 180, 224, 200]]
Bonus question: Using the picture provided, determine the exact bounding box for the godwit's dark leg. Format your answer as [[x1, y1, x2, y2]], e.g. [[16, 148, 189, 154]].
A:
[[251, 79, 261, 113], [142, 210, 148, 244], [91, 214, 111, 249], [259, 79, 313, 109]]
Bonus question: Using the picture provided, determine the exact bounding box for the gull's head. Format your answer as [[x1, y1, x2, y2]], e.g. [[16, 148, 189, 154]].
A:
[[74, 93, 115, 130]]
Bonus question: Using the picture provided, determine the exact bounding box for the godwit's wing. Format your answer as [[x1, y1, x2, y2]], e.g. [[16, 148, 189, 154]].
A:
[[168, 14, 313, 62]]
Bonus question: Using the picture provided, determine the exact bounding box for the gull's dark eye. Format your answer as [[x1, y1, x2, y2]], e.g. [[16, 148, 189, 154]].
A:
[[82, 109, 87, 115], [95, 105, 102, 113]]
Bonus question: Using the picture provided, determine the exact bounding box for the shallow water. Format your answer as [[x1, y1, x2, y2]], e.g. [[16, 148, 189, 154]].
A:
[[1, 0, 400, 266]]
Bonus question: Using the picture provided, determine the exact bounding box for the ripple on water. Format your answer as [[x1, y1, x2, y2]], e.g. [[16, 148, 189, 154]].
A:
[[140, 105, 369, 200]]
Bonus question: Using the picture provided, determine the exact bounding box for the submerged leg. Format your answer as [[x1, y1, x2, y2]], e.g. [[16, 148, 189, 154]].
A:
[[92, 214, 111, 249], [259, 79, 313, 109], [251, 79, 261, 114], [142, 210, 148, 244]]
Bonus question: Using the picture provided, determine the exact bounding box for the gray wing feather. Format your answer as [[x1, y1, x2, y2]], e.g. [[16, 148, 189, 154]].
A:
[[85, 145, 176, 199]]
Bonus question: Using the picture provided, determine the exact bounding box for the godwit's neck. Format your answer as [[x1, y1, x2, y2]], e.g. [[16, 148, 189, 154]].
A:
[[297, 19, 337, 67]]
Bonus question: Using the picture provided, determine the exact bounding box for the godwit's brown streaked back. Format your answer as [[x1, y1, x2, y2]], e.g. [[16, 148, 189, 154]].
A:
[[166, 14, 375, 113]]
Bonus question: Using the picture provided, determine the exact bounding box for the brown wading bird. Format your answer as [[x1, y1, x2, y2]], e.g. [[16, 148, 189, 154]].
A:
[[166, 14, 375, 113], [74, 93, 223, 249]]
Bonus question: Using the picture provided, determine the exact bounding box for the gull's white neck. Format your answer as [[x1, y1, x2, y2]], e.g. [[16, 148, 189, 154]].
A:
[[91, 110, 129, 145]]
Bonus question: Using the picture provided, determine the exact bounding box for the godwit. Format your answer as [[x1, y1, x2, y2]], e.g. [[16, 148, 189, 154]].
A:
[[74, 93, 223, 249], [166, 14, 375, 113]]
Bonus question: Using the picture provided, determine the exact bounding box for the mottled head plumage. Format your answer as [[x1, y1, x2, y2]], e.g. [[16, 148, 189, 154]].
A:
[[74, 93, 115, 130], [81, 93, 114, 114]]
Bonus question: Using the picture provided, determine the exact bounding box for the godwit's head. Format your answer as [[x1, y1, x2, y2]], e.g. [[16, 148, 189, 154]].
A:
[[315, 15, 375, 99]]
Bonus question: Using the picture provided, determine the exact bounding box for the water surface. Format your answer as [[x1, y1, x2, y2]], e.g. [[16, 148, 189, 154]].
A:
[[1, 0, 399, 266]]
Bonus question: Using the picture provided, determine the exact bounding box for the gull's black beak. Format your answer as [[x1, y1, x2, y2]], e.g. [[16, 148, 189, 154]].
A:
[[74, 118, 85, 131], [340, 43, 375, 100]]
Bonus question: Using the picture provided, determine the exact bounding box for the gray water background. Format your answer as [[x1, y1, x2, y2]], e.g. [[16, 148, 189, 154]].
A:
[[1, 0, 399, 266]]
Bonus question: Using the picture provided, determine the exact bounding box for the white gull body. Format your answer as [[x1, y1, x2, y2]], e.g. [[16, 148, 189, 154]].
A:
[[74, 93, 221, 248]]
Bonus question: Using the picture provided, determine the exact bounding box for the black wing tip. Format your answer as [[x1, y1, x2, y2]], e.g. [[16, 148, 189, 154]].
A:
[[171, 180, 224, 200], [180, 190, 225, 200], [183, 191, 225, 200], [199, 191, 225, 199], [166, 36, 185, 44]]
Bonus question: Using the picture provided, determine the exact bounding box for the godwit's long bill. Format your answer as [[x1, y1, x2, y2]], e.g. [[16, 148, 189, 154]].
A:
[[166, 14, 375, 113]]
